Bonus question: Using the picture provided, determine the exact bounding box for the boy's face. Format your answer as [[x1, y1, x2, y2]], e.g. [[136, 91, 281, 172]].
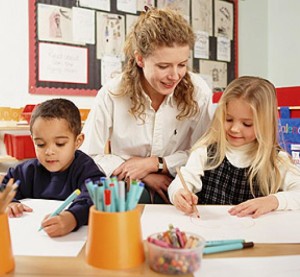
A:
[[31, 118, 83, 172]]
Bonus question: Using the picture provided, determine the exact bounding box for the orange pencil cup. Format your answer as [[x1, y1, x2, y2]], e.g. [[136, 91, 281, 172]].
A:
[[85, 206, 145, 270], [0, 213, 15, 275]]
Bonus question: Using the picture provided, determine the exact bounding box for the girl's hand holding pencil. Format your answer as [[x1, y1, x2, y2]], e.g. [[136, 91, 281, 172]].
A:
[[174, 168, 200, 218], [0, 176, 19, 214]]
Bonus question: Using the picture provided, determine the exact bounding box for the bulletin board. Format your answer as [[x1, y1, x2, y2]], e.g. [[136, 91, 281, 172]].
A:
[[28, 0, 238, 96]]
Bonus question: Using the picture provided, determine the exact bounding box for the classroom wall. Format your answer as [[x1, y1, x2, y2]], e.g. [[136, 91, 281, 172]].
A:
[[268, 0, 300, 87], [238, 0, 300, 88], [238, 0, 269, 79], [0, 0, 299, 109]]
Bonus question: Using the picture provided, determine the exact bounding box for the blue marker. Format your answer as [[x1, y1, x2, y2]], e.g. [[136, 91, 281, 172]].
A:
[[109, 183, 117, 212], [111, 177, 120, 211], [96, 184, 104, 211], [85, 179, 95, 203], [203, 242, 254, 254], [127, 182, 144, 210], [126, 181, 138, 210], [205, 239, 245, 247], [38, 189, 81, 231], [93, 181, 104, 211]]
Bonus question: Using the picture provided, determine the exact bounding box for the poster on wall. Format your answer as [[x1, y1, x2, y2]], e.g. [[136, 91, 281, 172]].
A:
[[214, 0, 234, 40], [37, 4, 74, 44], [199, 60, 227, 91], [96, 12, 125, 60], [38, 42, 88, 84], [191, 0, 213, 36]]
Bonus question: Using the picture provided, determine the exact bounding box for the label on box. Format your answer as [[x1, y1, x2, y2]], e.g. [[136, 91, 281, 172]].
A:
[[291, 144, 300, 168]]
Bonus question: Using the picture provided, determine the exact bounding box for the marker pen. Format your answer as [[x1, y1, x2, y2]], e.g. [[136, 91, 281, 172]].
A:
[[205, 239, 245, 247], [118, 180, 126, 212], [126, 181, 138, 210], [85, 179, 95, 203], [203, 242, 254, 254], [93, 183, 99, 210], [109, 183, 116, 212], [104, 189, 111, 212], [111, 177, 120, 211], [95, 183, 104, 211], [127, 182, 145, 211], [99, 185, 105, 211], [100, 176, 109, 189]]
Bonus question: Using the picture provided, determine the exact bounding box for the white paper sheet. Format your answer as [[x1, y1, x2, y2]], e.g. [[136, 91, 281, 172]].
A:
[[9, 199, 87, 257], [141, 205, 300, 243], [72, 7, 95, 44], [198, 255, 300, 277], [39, 42, 88, 84]]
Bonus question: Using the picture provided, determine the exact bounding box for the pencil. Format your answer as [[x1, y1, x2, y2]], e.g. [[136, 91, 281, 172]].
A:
[[176, 167, 200, 218]]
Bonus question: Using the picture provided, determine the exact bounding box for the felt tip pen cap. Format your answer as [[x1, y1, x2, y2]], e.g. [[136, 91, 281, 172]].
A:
[[74, 189, 81, 195], [104, 189, 111, 205]]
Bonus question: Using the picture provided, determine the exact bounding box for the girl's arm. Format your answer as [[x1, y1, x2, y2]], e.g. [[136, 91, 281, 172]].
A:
[[229, 152, 300, 218], [168, 147, 207, 204]]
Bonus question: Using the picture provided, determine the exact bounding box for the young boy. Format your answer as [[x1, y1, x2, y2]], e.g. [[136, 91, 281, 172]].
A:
[[2, 98, 104, 237]]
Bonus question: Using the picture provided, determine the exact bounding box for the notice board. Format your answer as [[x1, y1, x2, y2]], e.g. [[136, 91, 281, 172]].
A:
[[28, 0, 238, 96]]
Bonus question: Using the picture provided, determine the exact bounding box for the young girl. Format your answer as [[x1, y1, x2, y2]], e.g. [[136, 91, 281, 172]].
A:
[[81, 7, 213, 204], [168, 76, 300, 218]]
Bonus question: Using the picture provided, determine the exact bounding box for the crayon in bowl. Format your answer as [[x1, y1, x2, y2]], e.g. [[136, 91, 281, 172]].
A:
[[146, 225, 205, 275]]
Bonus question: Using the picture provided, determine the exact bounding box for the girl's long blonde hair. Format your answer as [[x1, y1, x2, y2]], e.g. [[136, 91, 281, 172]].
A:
[[118, 7, 199, 121], [193, 76, 284, 196]]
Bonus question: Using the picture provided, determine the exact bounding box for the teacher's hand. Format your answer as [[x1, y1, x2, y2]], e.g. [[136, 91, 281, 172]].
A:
[[113, 156, 159, 180], [142, 173, 173, 204]]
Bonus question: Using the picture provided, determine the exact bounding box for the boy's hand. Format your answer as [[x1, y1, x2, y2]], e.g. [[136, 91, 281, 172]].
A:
[[7, 202, 33, 217], [228, 195, 279, 218], [40, 211, 77, 237], [173, 188, 198, 215]]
